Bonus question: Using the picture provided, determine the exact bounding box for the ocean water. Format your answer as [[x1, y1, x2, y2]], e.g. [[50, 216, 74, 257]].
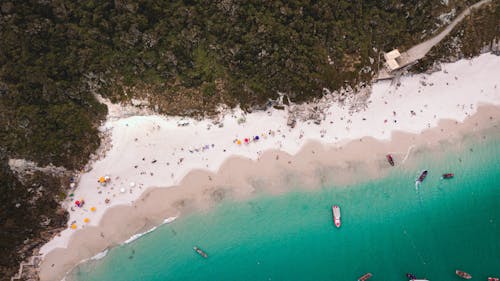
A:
[[71, 131, 500, 281]]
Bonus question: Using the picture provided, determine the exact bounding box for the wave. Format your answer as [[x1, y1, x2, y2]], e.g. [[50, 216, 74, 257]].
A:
[[90, 249, 109, 260], [123, 215, 178, 245]]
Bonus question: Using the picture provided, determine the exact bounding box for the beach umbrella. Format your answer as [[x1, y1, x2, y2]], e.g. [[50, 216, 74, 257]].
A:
[[75, 200, 80, 206], [120, 188, 126, 193], [130, 182, 136, 187], [99, 177, 105, 183], [254, 136, 259, 141], [84, 218, 90, 223], [71, 224, 77, 229], [237, 140, 242, 145], [244, 138, 249, 143], [70, 183, 76, 188], [90, 207, 96, 212]]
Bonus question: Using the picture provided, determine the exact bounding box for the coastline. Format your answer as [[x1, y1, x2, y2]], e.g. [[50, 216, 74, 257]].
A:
[[38, 53, 500, 280], [40, 104, 500, 281]]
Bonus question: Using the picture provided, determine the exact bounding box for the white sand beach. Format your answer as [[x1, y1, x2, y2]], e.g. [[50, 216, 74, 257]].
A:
[[38, 53, 500, 280]]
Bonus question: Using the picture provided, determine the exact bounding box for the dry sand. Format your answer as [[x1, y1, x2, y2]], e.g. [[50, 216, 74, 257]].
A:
[[39, 105, 500, 281]]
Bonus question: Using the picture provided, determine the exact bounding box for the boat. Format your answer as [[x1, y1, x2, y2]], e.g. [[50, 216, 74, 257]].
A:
[[332, 205, 341, 228], [455, 270, 472, 279], [488, 277, 499, 281], [357, 273, 372, 281], [406, 273, 417, 280], [193, 246, 208, 258], [416, 170, 428, 184], [442, 173, 454, 179], [386, 154, 395, 166], [406, 273, 429, 281]]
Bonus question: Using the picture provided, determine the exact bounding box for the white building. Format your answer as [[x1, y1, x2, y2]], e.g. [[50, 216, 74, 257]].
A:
[[384, 49, 402, 71]]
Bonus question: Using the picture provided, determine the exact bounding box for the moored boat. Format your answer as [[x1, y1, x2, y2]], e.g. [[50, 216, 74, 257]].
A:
[[442, 173, 454, 179], [357, 272, 372, 281], [416, 170, 428, 184], [386, 154, 395, 166], [193, 246, 208, 258], [406, 273, 417, 280], [455, 270, 472, 279], [488, 277, 499, 281], [406, 272, 429, 281], [332, 205, 341, 228]]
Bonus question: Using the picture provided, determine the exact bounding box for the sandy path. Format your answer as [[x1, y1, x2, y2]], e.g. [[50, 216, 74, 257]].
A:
[[405, 0, 492, 62]]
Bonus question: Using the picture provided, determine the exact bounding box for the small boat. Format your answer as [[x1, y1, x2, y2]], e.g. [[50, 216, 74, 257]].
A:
[[442, 173, 454, 179], [358, 273, 372, 281], [406, 273, 417, 280], [332, 205, 341, 228], [193, 246, 208, 258], [416, 170, 428, 183], [455, 270, 472, 279], [488, 277, 499, 281], [406, 273, 429, 281], [386, 154, 395, 166]]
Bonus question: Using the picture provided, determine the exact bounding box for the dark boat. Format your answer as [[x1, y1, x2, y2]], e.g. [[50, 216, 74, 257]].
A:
[[358, 273, 372, 281], [386, 154, 395, 166], [442, 173, 454, 179], [193, 246, 208, 258], [416, 170, 428, 183], [455, 270, 471, 279], [406, 273, 417, 280]]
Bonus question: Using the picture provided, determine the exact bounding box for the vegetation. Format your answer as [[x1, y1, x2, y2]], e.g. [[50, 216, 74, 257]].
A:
[[0, 0, 489, 279], [0, 155, 68, 279], [412, 0, 500, 72]]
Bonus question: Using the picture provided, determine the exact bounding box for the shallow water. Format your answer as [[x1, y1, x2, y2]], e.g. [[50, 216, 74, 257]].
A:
[[71, 131, 500, 281]]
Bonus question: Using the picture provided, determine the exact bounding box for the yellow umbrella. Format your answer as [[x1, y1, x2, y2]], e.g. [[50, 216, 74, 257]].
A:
[[99, 177, 105, 183], [84, 218, 90, 223], [71, 223, 77, 229], [237, 140, 242, 145], [90, 206, 96, 212]]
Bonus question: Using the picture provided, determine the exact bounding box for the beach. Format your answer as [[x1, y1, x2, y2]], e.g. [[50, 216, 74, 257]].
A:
[[38, 53, 500, 281], [69, 127, 500, 281]]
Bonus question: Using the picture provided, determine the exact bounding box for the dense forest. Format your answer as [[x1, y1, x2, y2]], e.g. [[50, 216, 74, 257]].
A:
[[1, 0, 497, 279]]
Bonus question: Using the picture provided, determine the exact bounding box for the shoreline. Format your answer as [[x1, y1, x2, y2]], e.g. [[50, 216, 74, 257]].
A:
[[38, 53, 500, 280], [40, 104, 500, 281]]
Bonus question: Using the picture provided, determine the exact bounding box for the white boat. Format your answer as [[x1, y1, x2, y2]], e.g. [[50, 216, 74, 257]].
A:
[[332, 205, 341, 228]]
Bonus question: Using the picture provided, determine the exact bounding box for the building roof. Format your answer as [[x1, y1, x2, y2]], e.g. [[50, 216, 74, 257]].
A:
[[384, 49, 401, 60], [386, 59, 400, 71]]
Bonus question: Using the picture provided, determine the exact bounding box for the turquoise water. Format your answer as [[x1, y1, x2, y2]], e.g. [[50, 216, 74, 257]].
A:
[[72, 132, 500, 281]]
